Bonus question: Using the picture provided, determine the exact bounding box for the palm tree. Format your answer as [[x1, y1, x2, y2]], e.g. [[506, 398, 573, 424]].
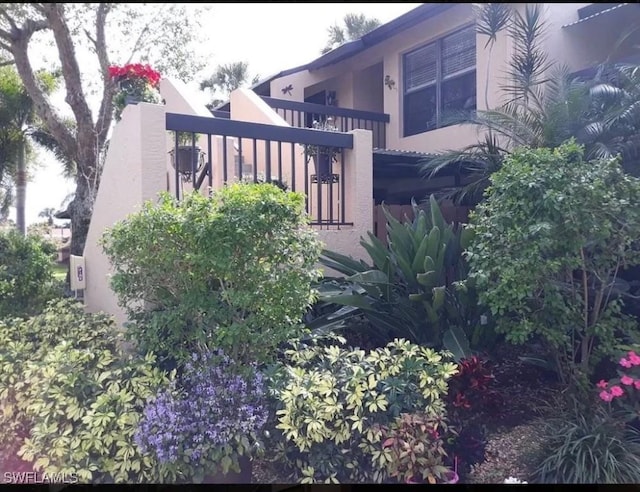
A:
[[420, 4, 640, 204], [0, 66, 35, 235], [39, 207, 56, 226], [0, 67, 57, 234], [321, 13, 381, 54], [200, 61, 260, 110], [584, 63, 640, 176]]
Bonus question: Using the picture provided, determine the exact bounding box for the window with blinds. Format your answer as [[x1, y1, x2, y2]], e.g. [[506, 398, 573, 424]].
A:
[[403, 25, 476, 136]]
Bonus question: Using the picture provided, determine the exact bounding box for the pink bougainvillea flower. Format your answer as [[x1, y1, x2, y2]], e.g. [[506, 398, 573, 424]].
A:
[[635, 380, 640, 390], [628, 351, 640, 366], [610, 385, 624, 397], [596, 379, 609, 389], [620, 357, 633, 368], [621, 375, 634, 386], [599, 390, 614, 402]]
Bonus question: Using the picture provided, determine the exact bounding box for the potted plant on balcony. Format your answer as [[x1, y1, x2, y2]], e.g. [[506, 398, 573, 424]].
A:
[[302, 118, 341, 182], [109, 63, 163, 120], [169, 132, 204, 178]]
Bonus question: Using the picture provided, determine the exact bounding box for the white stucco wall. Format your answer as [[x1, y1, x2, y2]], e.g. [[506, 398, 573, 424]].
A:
[[84, 78, 214, 325], [316, 129, 373, 268], [83, 103, 167, 326]]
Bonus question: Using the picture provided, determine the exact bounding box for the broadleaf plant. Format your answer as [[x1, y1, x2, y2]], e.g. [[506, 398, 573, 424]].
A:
[[467, 141, 640, 392], [313, 195, 492, 356]]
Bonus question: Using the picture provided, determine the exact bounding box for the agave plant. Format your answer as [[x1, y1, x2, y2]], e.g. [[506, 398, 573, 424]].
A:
[[311, 195, 492, 359]]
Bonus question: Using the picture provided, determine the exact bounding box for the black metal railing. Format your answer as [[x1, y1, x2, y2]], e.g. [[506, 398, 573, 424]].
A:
[[211, 110, 230, 119], [261, 96, 389, 149], [166, 113, 355, 227]]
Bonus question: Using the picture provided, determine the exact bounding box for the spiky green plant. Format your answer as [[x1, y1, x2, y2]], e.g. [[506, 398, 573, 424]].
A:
[[313, 195, 489, 358], [535, 402, 640, 484]]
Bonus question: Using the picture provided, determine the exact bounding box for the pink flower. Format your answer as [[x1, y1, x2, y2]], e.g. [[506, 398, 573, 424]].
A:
[[610, 385, 624, 397], [635, 380, 640, 390], [620, 357, 633, 368], [628, 351, 640, 366], [621, 375, 634, 386], [600, 390, 613, 402], [596, 379, 608, 389]]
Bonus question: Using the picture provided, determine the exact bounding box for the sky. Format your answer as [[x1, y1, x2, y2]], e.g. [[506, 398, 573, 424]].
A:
[[9, 2, 421, 226]]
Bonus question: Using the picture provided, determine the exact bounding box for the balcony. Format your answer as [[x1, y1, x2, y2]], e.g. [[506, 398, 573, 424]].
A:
[[166, 112, 359, 227], [260, 97, 390, 149]]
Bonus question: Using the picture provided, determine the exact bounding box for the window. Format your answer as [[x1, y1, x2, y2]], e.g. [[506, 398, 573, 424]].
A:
[[403, 25, 476, 137]]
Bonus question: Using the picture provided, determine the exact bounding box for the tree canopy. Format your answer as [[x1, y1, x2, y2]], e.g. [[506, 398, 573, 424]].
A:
[[0, 3, 212, 256], [321, 13, 381, 54], [200, 61, 260, 110]]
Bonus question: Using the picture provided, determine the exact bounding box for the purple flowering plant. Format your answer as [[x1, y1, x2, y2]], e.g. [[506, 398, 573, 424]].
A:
[[134, 350, 268, 482]]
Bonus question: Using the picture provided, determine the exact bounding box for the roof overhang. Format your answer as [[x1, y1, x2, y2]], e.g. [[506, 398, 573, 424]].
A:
[[373, 148, 436, 178], [562, 3, 636, 28], [54, 208, 70, 220], [212, 4, 457, 112], [307, 3, 457, 71]]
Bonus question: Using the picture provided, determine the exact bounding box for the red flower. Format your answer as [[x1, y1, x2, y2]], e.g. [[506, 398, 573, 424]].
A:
[[596, 379, 608, 389], [108, 63, 161, 88]]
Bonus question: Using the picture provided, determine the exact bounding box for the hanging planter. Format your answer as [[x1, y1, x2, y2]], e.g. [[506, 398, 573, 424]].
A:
[[311, 152, 334, 181], [169, 132, 205, 179], [303, 118, 340, 183], [170, 145, 204, 178]]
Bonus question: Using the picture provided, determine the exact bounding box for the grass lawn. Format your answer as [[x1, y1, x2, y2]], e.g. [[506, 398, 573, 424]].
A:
[[52, 263, 67, 280]]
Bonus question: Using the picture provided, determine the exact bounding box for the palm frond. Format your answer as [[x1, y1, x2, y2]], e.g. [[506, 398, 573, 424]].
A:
[[474, 3, 512, 48], [504, 4, 553, 104], [28, 126, 77, 178], [419, 132, 507, 205]]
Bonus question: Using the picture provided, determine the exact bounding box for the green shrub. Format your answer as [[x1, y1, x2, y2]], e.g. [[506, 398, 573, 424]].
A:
[[0, 298, 113, 467], [535, 401, 640, 483], [0, 299, 173, 483], [0, 229, 58, 318], [268, 337, 458, 483], [467, 142, 640, 389], [102, 184, 322, 366]]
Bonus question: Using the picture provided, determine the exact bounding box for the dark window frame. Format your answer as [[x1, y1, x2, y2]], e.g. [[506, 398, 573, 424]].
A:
[[402, 24, 477, 137]]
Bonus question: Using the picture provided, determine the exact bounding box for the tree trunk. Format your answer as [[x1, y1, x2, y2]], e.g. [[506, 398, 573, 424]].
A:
[[15, 140, 26, 235], [69, 138, 101, 257], [69, 173, 96, 257]]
